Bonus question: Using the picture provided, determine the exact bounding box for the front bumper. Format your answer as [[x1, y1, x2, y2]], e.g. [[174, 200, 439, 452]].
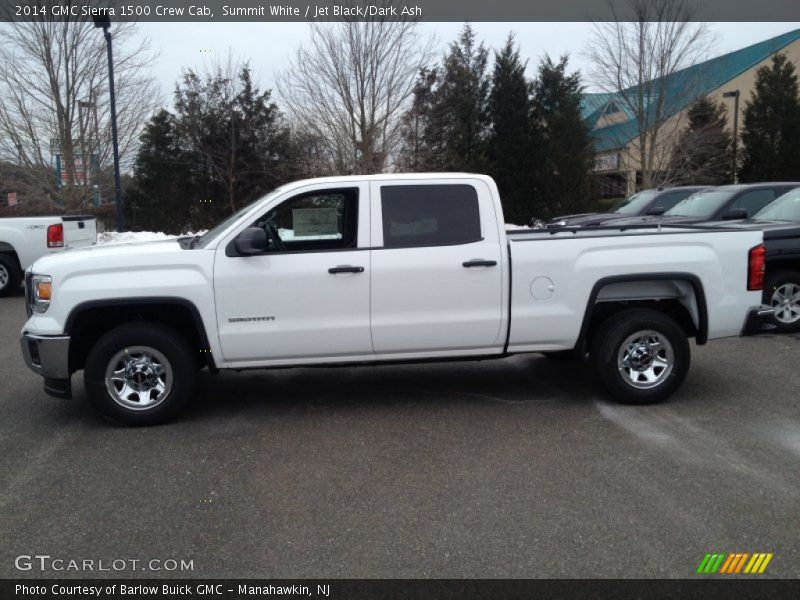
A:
[[742, 306, 776, 336], [20, 333, 72, 398]]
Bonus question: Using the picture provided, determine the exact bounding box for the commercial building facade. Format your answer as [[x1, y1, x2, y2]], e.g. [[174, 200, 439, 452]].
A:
[[583, 29, 800, 198]]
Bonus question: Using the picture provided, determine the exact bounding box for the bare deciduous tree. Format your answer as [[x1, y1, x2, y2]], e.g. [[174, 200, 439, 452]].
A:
[[586, 0, 715, 188], [278, 17, 432, 174], [0, 16, 159, 210]]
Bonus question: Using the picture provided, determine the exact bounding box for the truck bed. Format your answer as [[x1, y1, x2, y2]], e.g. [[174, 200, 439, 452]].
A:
[[505, 224, 764, 352]]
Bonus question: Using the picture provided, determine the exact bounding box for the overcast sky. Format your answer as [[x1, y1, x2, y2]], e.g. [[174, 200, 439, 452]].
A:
[[134, 22, 800, 107]]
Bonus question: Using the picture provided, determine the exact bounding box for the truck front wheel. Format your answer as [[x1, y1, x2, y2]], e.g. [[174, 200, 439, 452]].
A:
[[590, 308, 690, 404], [84, 322, 198, 425]]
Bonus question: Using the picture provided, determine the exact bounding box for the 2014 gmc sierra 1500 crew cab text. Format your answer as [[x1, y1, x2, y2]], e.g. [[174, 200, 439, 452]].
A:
[[19, 174, 772, 425]]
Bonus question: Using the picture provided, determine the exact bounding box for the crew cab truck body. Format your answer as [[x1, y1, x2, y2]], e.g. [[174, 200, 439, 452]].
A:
[[20, 174, 769, 425], [0, 215, 97, 296]]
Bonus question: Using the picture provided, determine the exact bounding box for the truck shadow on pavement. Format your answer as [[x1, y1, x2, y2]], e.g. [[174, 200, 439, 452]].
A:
[[32, 351, 727, 428], [181, 354, 601, 423]]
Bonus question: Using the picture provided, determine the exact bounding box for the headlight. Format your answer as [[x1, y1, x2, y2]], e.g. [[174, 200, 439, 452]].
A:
[[31, 274, 52, 313]]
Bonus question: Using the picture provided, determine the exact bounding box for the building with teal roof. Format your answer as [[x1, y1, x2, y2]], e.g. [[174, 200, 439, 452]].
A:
[[586, 28, 800, 198]]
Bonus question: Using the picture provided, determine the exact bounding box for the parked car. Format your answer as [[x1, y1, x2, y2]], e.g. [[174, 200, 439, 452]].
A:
[[0, 215, 97, 297], [609, 183, 800, 227], [20, 174, 770, 425], [545, 186, 708, 228], [706, 188, 800, 332]]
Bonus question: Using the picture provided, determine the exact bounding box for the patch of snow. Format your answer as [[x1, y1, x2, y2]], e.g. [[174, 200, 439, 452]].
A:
[[505, 223, 529, 230], [97, 230, 206, 245]]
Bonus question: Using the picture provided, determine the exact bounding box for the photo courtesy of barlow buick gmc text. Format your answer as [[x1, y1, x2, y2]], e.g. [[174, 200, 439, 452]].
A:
[[1, 1, 799, 599]]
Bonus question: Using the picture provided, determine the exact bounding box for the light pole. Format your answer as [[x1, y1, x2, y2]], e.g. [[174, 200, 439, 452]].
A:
[[78, 100, 92, 190], [93, 16, 125, 231], [723, 90, 741, 184]]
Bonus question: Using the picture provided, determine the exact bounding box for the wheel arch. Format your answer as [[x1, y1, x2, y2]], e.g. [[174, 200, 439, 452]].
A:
[[0, 243, 21, 266], [65, 297, 216, 374], [575, 273, 708, 355]]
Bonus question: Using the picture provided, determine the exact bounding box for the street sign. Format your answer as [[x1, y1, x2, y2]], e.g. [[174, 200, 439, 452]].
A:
[[50, 137, 101, 155], [54, 154, 99, 187], [7, 192, 17, 207]]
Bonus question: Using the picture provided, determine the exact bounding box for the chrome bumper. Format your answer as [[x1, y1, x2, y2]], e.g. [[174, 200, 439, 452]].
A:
[[20, 333, 71, 379]]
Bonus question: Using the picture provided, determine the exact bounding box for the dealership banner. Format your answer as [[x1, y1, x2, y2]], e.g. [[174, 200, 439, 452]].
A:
[[2, 0, 800, 22], [4, 579, 800, 599]]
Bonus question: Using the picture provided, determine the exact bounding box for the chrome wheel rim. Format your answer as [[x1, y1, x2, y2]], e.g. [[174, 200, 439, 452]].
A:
[[617, 330, 674, 389], [0, 264, 8, 289], [770, 283, 800, 324], [105, 346, 173, 410]]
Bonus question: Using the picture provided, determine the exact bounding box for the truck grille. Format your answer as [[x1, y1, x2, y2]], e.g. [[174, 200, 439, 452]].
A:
[[24, 271, 33, 317]]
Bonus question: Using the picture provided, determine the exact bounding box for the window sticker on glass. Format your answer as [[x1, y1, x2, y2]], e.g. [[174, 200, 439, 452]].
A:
[[292, 207, 340, 237]]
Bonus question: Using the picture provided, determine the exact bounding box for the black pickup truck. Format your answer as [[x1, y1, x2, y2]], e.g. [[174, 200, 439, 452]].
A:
[[711, 188, 800, 332]]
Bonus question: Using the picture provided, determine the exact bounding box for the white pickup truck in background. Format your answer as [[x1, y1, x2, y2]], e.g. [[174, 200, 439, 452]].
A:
[[19, 174, 771, 425], [0, 215, 97, 296]]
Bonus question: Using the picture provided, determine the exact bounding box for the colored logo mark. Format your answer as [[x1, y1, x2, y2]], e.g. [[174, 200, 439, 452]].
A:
[[696, 552, 773, 574]]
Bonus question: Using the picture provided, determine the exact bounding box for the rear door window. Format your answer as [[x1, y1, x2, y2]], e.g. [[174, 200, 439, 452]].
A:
[[380, 185, 482, 248]]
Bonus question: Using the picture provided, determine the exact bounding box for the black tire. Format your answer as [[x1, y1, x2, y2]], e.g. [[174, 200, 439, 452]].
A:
[[763, 270, 800, 333], [0, 254, 21, 297], [589, 308, 690, 405], [84, 322, 198, 425]]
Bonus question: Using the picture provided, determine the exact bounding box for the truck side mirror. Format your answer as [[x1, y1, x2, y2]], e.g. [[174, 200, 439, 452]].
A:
[[646, 205, 666, 216], [233, 227, 268, 255], [721, 209, 748, 221]]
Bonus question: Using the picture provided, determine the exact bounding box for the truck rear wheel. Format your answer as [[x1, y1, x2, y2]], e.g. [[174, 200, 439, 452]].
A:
[[764, 271, 800, 333], [590, 308, 690, 404], [0, 254, 20, 297], [84, 322, 197, 425]]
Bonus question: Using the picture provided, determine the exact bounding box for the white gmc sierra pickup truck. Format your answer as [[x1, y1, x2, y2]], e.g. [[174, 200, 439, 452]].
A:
[[0, 215, 97, 296], [20, 174, 771, 425]]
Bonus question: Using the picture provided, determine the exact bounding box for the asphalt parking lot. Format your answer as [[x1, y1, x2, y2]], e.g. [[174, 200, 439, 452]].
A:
[[1, 292, 798, 579]]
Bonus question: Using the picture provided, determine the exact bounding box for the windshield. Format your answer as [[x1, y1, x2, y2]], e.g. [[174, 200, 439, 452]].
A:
[[665, 190, 734, 218], [612, 190, 659, 215], [194, 188, 283, 248], [752, 189, 800, 222]]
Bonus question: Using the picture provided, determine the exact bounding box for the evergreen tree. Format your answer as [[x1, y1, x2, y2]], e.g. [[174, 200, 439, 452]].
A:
[[125, 110, 196, 233], [397, 68, 441, 171], [128, 64, 304, 232], [740, 53, 800, 182], [435, 24, 491, 171], [486, 35, 540, 225], [669, 97, 732, 185], [532, 55, 593, 218], [174, 64, 295, 224]]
